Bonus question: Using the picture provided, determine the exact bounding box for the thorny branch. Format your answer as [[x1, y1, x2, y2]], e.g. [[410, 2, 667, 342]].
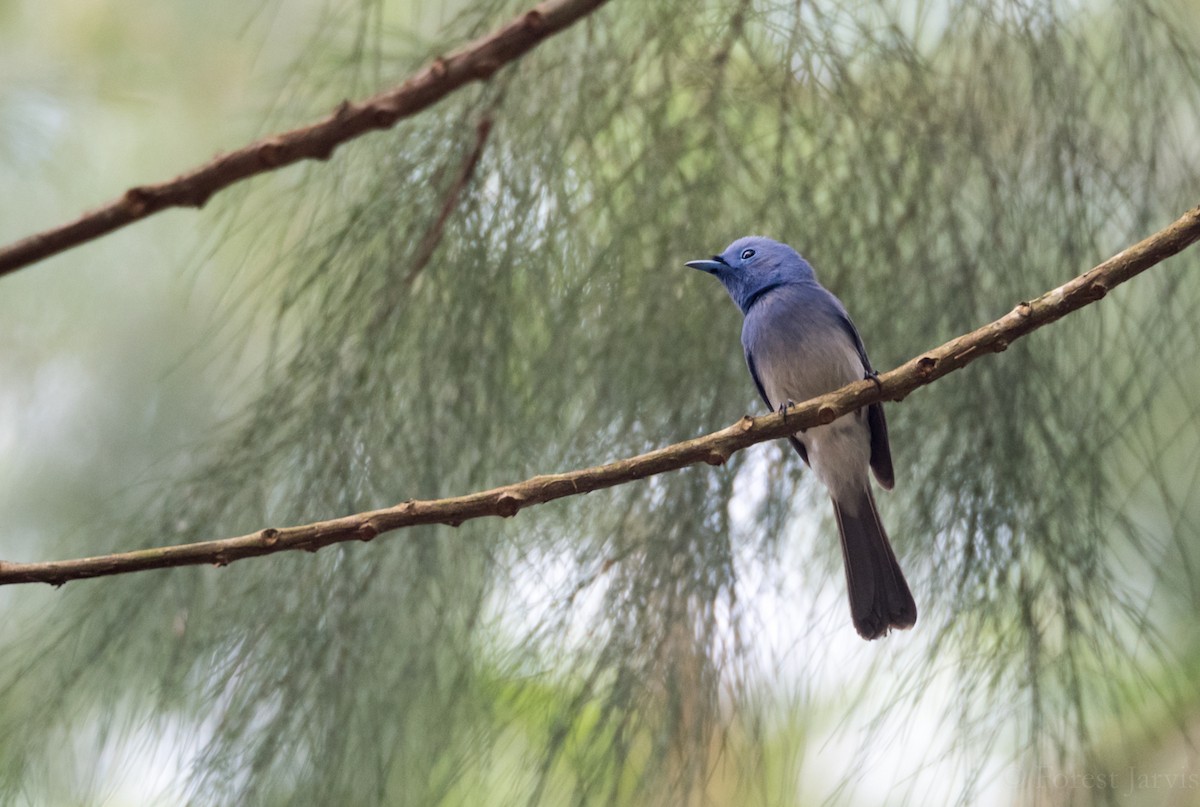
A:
[[1, 204, 1197, 586], [0, 0, 610, 278]]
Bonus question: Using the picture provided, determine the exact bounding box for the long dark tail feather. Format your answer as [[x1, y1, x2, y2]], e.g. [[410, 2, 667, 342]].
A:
[[831, 487, 917, 640]]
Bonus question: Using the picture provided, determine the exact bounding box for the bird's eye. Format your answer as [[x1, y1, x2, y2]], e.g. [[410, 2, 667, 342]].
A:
[[740, 248, 756, 260]]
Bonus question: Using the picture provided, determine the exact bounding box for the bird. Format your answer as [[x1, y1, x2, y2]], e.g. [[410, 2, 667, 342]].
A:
[[686, 236, 916, 640]]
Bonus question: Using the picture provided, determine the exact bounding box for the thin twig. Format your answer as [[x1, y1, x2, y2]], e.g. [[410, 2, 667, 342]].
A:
[[0, 0, 610, 279], [405, 115, 495, 286], [1, 204, 1197, 586]]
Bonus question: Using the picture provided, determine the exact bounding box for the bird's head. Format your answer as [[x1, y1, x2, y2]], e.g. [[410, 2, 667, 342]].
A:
[[685, 236, 816, 313]]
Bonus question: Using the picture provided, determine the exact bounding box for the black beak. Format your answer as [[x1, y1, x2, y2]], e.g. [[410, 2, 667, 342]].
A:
[[684, 255, 727, 273]]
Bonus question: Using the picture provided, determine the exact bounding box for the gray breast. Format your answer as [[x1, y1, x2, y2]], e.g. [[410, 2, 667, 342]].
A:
[[743, 287, 865, 408]]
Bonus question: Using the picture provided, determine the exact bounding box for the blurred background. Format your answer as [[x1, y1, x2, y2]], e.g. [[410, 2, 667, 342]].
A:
[[1, 0, 1199, 804]]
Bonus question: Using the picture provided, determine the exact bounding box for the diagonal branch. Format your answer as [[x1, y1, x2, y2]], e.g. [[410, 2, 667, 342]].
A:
[[1, 204, 1198, 587], [405, 114, 495, 287], [0, 0, 610, 279]]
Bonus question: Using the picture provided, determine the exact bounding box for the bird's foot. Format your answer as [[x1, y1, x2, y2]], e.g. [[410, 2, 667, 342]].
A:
[[776, 399, 796, 422], [865, 369, 883, 390]]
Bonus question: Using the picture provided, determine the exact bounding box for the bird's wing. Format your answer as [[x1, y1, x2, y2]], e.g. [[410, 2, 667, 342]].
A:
[[865, 400, 894, 489], [832, 307, 873, 373], [832, 309, 895, 490], [745, 345, 810, 466]]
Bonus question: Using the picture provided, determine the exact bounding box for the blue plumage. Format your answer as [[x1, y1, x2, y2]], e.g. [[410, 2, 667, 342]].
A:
[[687, 237, 916, 639]]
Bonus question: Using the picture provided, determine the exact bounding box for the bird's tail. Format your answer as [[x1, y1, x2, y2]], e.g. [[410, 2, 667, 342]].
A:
[[831, 486, 917, 640]]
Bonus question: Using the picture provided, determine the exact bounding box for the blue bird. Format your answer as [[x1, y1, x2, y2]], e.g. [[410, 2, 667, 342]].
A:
[[686, 237, 916, 639]]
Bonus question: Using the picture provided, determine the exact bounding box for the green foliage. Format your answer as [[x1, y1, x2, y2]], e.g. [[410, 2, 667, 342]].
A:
[[1, 0, 1200, 804]]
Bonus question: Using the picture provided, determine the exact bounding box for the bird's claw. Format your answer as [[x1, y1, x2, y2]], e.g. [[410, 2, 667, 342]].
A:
[[865, 369, 883, 390], [777, 399, 796, 422]]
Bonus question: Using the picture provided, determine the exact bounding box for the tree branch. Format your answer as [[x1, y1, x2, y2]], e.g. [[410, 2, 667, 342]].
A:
[[405, 114, 494, 287], [0, 0, 610, 279], [2, 204, 1197, 586]]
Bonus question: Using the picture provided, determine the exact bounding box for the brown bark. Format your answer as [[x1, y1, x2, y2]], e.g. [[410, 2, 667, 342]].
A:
[[0, 0, 610, 278], [2, 204, 1196, 586]]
